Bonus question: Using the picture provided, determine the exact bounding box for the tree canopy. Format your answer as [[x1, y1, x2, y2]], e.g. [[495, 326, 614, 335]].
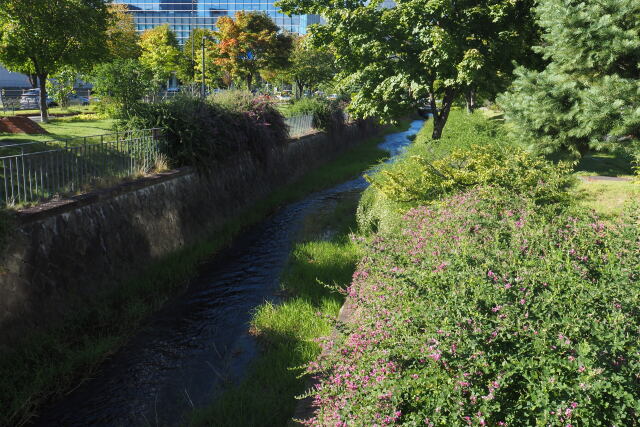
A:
[[499, 0, 640, 158], [106, 3, 141, 61], [277, 0, 539, 138], [0, 0, 110, 121], [177, 28, 220, 86], [214, 11, 293, 90], [138, 24, 182, 89], [284, 35, 335, 98]]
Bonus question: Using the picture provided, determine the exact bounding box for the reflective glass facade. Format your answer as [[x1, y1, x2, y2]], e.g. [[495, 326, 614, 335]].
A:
[[116, 1, 320, 43]]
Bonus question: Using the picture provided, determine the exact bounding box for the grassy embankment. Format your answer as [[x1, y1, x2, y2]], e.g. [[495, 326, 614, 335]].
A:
[[0, 121, 406, 426], [192, 110, 639, 426], [299, 109, 639, 424], [189, 181, 363, 427], [0, 114, 115, 146], [479, 109, 638, 219]]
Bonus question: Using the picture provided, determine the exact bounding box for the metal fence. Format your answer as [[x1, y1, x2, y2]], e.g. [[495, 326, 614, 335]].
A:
[[286, 114, 314, 138], [0, 128, 164, 206]]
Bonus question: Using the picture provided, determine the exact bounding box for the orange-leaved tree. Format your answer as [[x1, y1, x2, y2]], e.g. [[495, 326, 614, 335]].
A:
[[214, 11, 292, 90]]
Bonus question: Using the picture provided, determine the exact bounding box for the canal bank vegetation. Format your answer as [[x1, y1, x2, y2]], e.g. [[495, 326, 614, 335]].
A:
[[190, 194, 362, 426], [0, 121, 407, 426], [299, 111, 640, 424]]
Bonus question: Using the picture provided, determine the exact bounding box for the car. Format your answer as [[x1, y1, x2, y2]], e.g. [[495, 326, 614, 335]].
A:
[[326, 93, 339, 100], [67, 94, 90, 106], [276, 90, 292, 101], [19, 89, 56, 109]]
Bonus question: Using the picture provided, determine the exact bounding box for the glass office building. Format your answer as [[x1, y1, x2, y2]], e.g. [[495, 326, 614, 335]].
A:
[[116, 1, 320, 43]]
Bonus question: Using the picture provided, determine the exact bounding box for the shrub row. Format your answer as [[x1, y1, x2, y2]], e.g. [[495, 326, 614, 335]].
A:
[[122, 92, 288, 171]]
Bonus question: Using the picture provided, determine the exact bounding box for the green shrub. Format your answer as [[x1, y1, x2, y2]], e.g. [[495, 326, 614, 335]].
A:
[[358, 111, 573, 235], [288, 97, 345, 132], [208, 89, 255, 113], [370, 144, 576, 208], [90, 59, 154, 117], [307, 188, 640, 425], [122, 93, 288, 170]]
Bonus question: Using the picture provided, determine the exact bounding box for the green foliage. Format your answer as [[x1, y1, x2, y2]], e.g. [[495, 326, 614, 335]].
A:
[[207, 89, 255, 112], [0, 0, 110, 121], [214, 11, 293, 90], [46, 67, 77, 108], [90, 59, 154, 117], [282, 35, 336, 97], [288, 97, 346, 132], [370, 144, 575, 208], [123, 93, 288, 170], [309, 187, 640, 425], [178, 28, 220, 85], [138, 24, 182, 88], [499, 0, 640, 158], [106, 3, 141, 60], [278, 0, 539, 138]]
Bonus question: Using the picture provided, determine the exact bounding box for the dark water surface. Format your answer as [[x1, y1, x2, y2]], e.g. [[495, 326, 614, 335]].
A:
[[33, 120, 424, 427]]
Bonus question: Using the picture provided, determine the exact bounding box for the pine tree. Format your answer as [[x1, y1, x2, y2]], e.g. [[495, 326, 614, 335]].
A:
[[499, 0, 640, 158]]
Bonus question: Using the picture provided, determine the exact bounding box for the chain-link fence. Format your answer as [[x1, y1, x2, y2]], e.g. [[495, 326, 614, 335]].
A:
[[0, 129, 164, 206]]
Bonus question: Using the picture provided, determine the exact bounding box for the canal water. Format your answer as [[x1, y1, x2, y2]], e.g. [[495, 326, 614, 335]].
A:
[[33, 120, 424, 426]]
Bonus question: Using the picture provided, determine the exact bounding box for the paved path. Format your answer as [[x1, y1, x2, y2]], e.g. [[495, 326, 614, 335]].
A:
[[579, 175, 633, 182]]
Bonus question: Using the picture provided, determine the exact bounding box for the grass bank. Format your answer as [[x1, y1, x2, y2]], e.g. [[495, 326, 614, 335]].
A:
[[0, 123, 403, 426], [301, 110, 640, 425], [0, 116, 114, 145], [189, 190, 363, 427]]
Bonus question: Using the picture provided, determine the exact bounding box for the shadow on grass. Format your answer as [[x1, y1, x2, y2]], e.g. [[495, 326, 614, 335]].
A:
[[189, 196, 362, 427], [575, 150, 634, 177]]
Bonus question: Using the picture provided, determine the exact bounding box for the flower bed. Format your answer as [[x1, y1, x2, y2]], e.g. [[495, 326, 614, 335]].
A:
[[305, 188, 640, 425]]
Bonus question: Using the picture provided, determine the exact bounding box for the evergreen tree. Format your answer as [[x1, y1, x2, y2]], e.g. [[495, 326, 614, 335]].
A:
[[499, 0, 640, 158]]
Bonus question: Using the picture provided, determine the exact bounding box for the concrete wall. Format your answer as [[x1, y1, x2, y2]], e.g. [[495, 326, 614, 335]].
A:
[[0, 123, 377, 343]]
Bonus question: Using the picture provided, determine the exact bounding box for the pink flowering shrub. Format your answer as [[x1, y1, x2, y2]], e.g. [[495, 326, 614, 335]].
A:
[[305, 188, 640, 425]]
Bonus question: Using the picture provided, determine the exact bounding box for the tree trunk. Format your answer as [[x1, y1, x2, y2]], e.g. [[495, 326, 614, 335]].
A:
[[28, 74, 39, 88], [465, 88, 477, 113], [246, 74, 253, 91], [430, 88, 456, 140], [38, 73, 49, 123], [295, 80, 304, 99]]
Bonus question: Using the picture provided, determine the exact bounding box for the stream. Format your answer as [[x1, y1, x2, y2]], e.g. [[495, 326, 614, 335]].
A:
[[32, 120, 424, 427]]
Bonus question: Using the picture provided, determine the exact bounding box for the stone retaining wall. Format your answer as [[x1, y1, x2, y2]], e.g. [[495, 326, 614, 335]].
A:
[[0, 123, 377, 343]]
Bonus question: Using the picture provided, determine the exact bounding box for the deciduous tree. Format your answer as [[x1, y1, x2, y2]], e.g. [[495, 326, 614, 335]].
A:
[[278, 0, 538, 138], [91, 58, 153, 116], [46, 67, 77, 108], [138, 24, 181, 89], [106, 3, 141, 60], [285, 35, 335, 98], [214, 11, 293, 90], [177, 28, 219, 86], [0, 0, 110, 122]]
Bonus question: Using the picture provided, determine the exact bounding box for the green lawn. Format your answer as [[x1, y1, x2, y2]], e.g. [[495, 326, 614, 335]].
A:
[[571, 149, 637, 218], [0, 105, 93, 117], [0, 117, 115, 147]]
